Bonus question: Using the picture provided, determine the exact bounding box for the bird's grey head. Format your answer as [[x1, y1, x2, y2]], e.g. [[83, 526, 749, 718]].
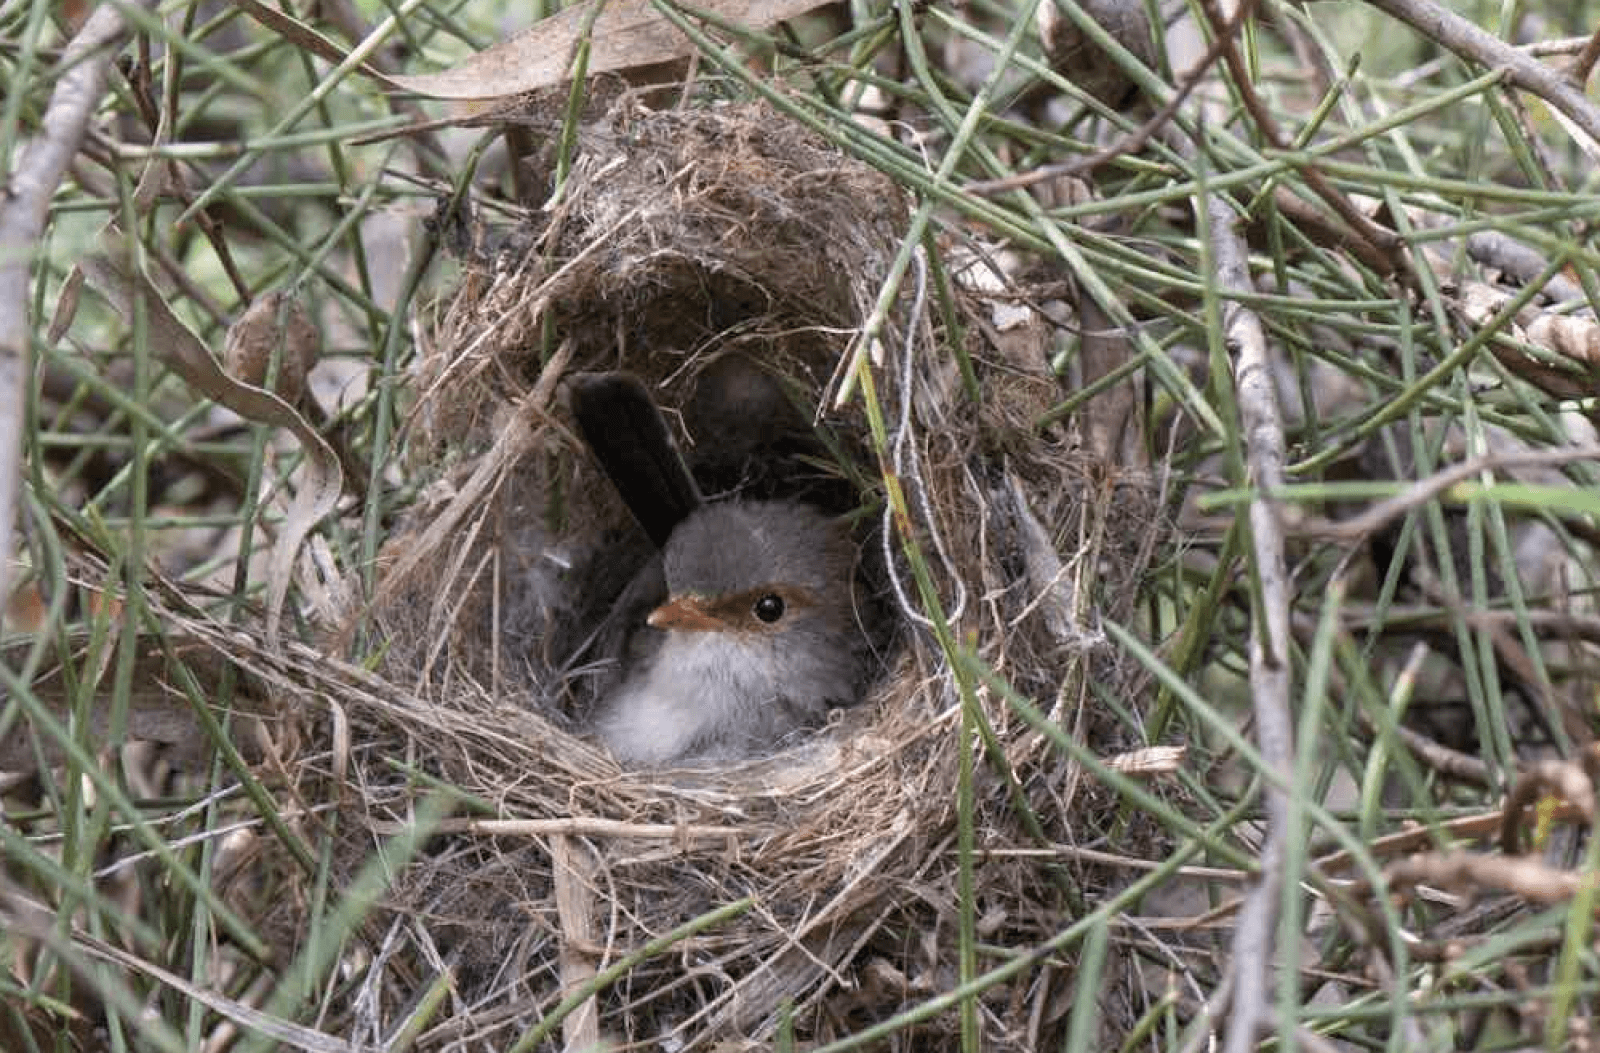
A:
[[662, 501, 854, 605]]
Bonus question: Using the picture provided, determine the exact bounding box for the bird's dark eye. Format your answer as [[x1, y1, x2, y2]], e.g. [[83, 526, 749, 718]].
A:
[[753, 594, 785, 623]]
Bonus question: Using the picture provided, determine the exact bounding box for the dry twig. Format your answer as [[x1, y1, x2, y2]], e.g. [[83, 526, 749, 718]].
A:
[[0, 1, 158, 610], [1361, 0, 1600, 147]]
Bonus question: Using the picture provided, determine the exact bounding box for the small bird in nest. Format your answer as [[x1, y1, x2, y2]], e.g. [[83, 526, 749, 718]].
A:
[[569, 369, 868, 766]]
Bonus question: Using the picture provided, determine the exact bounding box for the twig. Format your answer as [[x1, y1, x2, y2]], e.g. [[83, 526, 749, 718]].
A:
[[1293, 447, 1600, 543], [1360, 0, 1600, 147], [1196, 0, 1411, 280], [1465, 231, 1585, 304], [1386, 850, 1590, 905], [1204, 140, 1295, 1053], [550, 834, 602, 1051], [1568, 23, 1600, 86], [1337, 604, 1600, 645], [1500, 758, 1596, 855], [1315, 799, 1586, 876], [403, 816, 746, 841], [1125, 9, 1296, 1047], [0, 1, 157, 614]]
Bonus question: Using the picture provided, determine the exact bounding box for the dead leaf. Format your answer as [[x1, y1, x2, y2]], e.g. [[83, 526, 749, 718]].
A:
[[77, 232, 343, 648], [231, 0, 404, 90], [223, 289, 321, 406], [388, 0, 835, 101]]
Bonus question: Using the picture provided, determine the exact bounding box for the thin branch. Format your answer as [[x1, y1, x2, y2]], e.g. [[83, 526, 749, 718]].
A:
[[0, 1, 157, 610], [1360, 0, 1600, 147], [1213, 178, 1295, 1053], [1124, 9, 1297, 1048], [1293, 447, 1600, 543], [1568, 22, 1600, 86], [1196, 0, 1412, 281]]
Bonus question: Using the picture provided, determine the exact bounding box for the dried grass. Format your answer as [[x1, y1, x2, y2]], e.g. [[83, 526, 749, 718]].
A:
[[239, 101, 1170, 1048]]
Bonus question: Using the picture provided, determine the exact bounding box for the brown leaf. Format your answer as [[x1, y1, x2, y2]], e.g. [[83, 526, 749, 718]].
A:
[[231, 0, 402, 87], [388, 0, 835, 101], [223, 290, 321, 406], [77, 231, 344, 647]]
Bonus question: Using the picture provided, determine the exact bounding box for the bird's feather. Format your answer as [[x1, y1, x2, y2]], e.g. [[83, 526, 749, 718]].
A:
[[570, 372, 702, 549]]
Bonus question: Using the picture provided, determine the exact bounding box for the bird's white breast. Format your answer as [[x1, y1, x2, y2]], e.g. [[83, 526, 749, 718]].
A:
[[597, 629, 834, 765]]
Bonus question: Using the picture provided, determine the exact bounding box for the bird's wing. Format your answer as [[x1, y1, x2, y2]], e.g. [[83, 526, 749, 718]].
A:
[[570, 372, 702, 549]]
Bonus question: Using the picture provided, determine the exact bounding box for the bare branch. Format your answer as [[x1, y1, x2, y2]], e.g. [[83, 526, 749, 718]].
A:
[[1211, 181, 1296, 1053], [1361, 0, 1600, 147], [0, 1, 158, 611]]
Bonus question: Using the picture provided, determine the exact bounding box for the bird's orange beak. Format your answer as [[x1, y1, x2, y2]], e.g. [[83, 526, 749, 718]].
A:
[[647, 595, 725, 632]]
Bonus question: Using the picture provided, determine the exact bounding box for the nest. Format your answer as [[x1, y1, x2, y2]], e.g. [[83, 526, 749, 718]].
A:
[[302, 101, 1171, 1048]]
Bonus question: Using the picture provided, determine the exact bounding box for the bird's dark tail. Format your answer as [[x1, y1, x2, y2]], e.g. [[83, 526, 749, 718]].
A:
[[569, 372, 703, 549]]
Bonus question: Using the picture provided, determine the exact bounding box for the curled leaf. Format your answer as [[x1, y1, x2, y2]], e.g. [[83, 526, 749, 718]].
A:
[[388, 0, 837, 100], [223, 290, 321, 406], [78, 231, 343, 647]]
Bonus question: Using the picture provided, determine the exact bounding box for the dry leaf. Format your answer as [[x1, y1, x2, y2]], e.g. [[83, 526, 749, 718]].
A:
[[78, 231, 344, 647], [1105, 745, 1185, 777], [223, 290, 320, 406], [388, 0, 836, 101], [232, 0, 402, 87]]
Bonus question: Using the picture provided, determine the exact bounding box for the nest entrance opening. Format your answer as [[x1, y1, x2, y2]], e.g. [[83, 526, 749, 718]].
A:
[[390, 103, 911, 760]]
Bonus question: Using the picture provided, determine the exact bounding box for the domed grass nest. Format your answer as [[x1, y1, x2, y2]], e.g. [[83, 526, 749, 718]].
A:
[[304, 101, 1171, 1048]]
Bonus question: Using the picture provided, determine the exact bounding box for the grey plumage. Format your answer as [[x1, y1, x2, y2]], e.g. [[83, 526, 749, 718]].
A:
[[568, 370, 866, 767], [663, 500, 852, 600], [596, 500, 864, 766]]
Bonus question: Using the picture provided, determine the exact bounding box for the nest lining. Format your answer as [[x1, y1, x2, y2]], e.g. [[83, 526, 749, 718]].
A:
[[301, 100, 1173, 1045]]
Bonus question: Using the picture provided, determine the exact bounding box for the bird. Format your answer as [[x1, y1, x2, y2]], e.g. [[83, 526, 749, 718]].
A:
[[568, 371, 866, 766]]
